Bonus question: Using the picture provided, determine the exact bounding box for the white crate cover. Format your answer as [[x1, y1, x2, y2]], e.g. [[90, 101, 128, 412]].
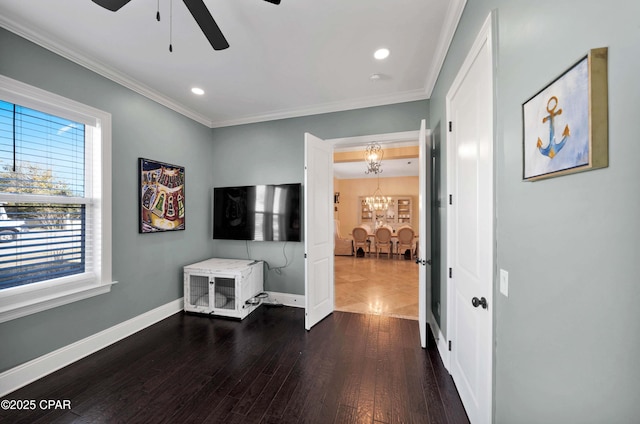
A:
[[183, 258, 264, 319]]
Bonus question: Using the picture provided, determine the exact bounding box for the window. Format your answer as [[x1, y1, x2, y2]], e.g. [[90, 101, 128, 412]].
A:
[[0, 75, 113, 323]]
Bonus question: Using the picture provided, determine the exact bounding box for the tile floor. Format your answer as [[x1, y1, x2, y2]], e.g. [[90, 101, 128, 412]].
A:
[[334, 253, 418, 320]]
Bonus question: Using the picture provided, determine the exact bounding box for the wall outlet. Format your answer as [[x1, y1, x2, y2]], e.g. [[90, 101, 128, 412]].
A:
[[499, 269, 509, 297]]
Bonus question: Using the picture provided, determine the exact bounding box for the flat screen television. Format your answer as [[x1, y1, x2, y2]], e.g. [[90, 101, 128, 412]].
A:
[[213, 183, 301, 241]]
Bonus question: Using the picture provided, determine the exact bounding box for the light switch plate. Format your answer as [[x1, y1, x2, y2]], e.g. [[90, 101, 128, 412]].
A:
[[499, 269, 509, 297]]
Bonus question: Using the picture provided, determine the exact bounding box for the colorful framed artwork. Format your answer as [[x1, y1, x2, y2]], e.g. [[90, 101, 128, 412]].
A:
[[139, 158, 185, 233], [522, 47, 608, 181]]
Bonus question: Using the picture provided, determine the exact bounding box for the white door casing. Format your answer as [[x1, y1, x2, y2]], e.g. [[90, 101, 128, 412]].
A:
[[446, 13, 494, 424], [304, 132, 334, 330]]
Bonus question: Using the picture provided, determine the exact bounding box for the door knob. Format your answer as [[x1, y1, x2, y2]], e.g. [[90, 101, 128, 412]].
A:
[[471, 296, 488, 309]]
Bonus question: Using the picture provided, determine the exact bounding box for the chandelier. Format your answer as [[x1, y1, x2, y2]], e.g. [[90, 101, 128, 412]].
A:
[[364, 142, 383, 174], [365, 176, 392, 212]]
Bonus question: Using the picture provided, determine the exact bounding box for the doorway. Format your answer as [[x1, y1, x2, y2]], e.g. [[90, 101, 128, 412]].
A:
[[330, 133, 421, 320]]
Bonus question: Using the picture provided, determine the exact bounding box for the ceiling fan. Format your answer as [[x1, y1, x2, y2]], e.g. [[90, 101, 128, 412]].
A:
[[91, 0, 281, 51]]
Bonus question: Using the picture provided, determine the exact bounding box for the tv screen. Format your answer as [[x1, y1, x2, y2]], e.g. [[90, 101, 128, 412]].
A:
[[213, 183, 301, 241]]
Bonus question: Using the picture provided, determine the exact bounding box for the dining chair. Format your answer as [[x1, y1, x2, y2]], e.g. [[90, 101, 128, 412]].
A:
[[374, 226, 393, 258], [352, 226, 370, 257], [396, 225, 415, 260]]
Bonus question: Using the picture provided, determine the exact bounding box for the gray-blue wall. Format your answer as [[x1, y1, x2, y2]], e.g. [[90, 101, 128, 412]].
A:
[[210, 102, 428, 294], [0, 28, 216, 372], [429, 1, 640, 422]]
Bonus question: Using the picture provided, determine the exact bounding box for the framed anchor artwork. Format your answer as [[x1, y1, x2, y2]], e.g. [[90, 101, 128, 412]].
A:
[[522, 47, 609, 181], [139, 158, 185, 233]]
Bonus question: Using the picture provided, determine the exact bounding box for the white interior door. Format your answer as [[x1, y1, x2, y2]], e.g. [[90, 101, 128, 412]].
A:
[[417, 119, 431, 348], [446, 15, 494, 424], [304, 132, 334, 330]]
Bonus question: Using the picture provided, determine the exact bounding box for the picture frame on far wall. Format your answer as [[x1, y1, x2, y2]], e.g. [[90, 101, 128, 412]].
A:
[[139, 158, 185, 233], [522, 47, 608, 181]]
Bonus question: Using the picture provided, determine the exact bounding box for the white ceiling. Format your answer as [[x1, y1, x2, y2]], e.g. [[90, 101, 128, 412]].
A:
[[0, 0, 465, 128]]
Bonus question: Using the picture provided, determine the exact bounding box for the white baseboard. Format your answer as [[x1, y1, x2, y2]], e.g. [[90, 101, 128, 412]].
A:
[[265, 291, 305, 308], [0, 298, 184, 398], [428, 311, 450, 372]]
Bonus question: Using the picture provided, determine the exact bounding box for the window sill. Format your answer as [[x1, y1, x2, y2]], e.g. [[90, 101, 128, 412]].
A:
[[0, 276, 117, 324]]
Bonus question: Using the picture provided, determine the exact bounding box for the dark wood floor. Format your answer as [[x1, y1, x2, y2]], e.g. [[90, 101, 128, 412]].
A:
[[1, 307, 469, 424]]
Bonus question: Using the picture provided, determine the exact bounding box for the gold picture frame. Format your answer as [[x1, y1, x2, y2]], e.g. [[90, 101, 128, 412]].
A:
[[522, 47, 608, 181]]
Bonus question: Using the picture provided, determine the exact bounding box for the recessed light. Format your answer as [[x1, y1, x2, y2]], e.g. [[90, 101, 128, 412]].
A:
[[374, 48, 390, 60], [191, 87, 205, 95]]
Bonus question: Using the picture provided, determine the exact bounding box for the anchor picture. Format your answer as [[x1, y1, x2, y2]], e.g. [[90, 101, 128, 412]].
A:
[[537, 96, 570, 159], [522, 47, 609, 181]]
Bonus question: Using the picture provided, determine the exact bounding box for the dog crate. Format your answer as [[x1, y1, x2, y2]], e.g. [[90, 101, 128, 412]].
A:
[[183, 258, 264, 319]]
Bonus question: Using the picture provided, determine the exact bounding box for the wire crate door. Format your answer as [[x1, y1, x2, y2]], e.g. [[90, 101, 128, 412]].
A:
[[212, 276, 236, 310], [188, 274, 211, 309]]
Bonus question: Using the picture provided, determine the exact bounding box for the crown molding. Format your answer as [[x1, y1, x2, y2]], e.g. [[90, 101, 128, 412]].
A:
[[0, 16, 214, 128], [423, 0, 467, 97], [210, 89, 429, 128]]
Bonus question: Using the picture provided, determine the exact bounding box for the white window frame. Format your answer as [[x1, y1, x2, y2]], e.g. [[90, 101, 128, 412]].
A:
[[0, 74, 115, 323]]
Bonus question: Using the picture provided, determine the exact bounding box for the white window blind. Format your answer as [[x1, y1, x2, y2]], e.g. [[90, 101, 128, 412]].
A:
[[0, 100, 89, 289]]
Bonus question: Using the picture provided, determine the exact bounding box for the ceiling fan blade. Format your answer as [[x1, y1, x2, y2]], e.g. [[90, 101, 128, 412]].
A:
[[182, 0, 230, 51], [91, 0, 132, 12], [263, 0, 281, 4]]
